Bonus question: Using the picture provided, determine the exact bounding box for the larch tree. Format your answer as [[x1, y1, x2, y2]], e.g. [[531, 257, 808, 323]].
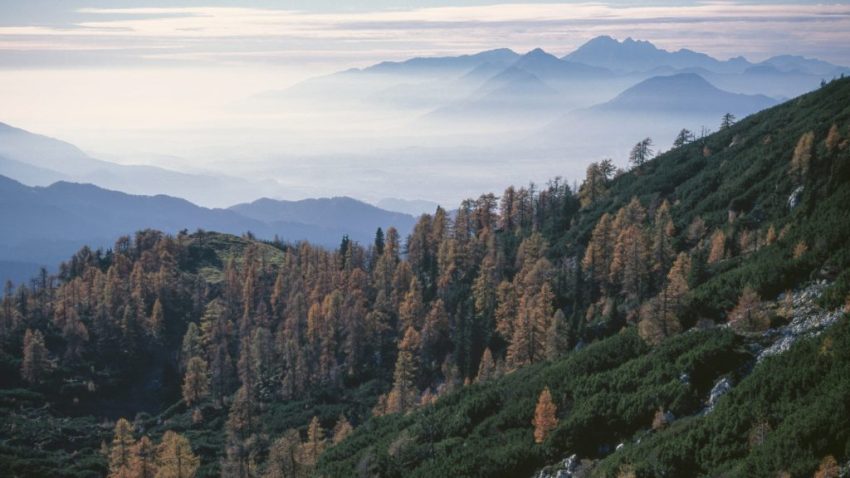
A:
[[507, 284, 553, 369], [720, 112, 736, 130], [637, 253, 690, 345], [651, 200, 676, 285], [130, 436, 158, 478], [420, 299, 449, 370], [707, 230, 727, 264], [532, 387, 558, 444], [200, 299, 235, 404], [472, 254, 498, 327], [765, 225, 778, 246], [629, 138, 654, 168], [108, 418, 136, 478], [582, 213, 614, 291], [609, 224, 650, 299], [499, 185, 517, 232], [181, 356, 210, 407], [494, 281, 518, 342], [148, 298, 164, 339], [21, 328, 50, 384], [386, 326, 420, 414], [545, 309, 571, 361], [332, 415, 354, 445], [475, 347, 497, 383], [264, 430, 301, 478], [578, 159, 615, 208], [398, 277, 425, 331], [223, 386, 258, 477], [665, 253, 692, 309], [728, 287, 770, 332], [790, 131, 815, 185], [156, 431, 199, 478], [299, 416, 326, 468], [814, 455, 840, 478], [673, 128, 694, 148], [62, 311, 89, 363], [825, 124, 842, 153], [180, 323, 203, 371]]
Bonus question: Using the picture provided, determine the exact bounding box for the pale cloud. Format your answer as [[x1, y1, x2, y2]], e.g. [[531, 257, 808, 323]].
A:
[[0, 2, 848, 66]]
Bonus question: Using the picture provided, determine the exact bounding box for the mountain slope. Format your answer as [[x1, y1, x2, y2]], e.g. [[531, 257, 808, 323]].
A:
[[316, 76, 850, 477], [1, 77, 848, 478]]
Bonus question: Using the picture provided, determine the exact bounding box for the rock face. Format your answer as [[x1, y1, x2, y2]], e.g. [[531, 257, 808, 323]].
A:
[[705, 377, 733, 414], [787, 185, 804, 210], [757, 280, 843, 363], [535, 454, 578, 478]]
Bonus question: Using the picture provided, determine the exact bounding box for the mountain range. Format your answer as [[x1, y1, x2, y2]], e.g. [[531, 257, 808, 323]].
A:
[[269, 35, 847, 117], [243, 36, 846, 145]]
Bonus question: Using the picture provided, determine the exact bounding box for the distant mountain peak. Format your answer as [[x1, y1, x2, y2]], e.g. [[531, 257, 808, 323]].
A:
[[519, 48, 559, 62], [564, 36, 751, 74]]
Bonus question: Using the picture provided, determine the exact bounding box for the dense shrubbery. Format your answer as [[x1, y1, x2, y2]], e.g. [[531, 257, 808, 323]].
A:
[[318, 328, 748, 477]]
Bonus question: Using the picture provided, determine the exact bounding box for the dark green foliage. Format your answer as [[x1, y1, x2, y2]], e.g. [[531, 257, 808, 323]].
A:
[[593, 319, 850, 477], [318, 329, 747, 477]]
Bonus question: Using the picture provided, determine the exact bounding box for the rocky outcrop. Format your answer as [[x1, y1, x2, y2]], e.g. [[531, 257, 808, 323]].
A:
[[787, 185, 804, 210], [704, 377, 733, 414], [757, 281, 843, 363]]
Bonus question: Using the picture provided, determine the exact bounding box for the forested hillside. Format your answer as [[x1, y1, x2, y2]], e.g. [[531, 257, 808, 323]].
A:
[[1, 77, 849, 478]]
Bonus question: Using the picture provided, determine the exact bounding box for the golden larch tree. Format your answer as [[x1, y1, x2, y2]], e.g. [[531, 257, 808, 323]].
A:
[[638, 253, 690, 345], [475, 347, 497, 383], [332, 415, 354, 445], [728, 287, 770, 332], [264, 429, 300, 478], [298, 416, 326, 468], [825, 124, 842, 153], [386, 326, 420, 414], [790, 131, 815, 184], [21, 328, 50, 384], [582, 213, 614, 289], [130, 435, 158, 478], [609, 224, 650, 299], [814, 455, 839, 478], [707, 230, 726, 264], [108, 418, 136, 478], [156, 431, 199, 478], [532, 387, 558, 443], [181, 356, 210, 407]]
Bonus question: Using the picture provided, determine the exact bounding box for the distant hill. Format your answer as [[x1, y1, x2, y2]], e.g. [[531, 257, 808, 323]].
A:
[[532, 73, 778, 152], [0, 176, 415, 284], [229, 197, 416, 245], [591, 73, 777, 115], [0, 122, 283, 208], [376, 197, 441, 216]]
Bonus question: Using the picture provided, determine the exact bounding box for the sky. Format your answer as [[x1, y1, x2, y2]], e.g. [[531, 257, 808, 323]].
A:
[[1, 0, 850, 203]]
